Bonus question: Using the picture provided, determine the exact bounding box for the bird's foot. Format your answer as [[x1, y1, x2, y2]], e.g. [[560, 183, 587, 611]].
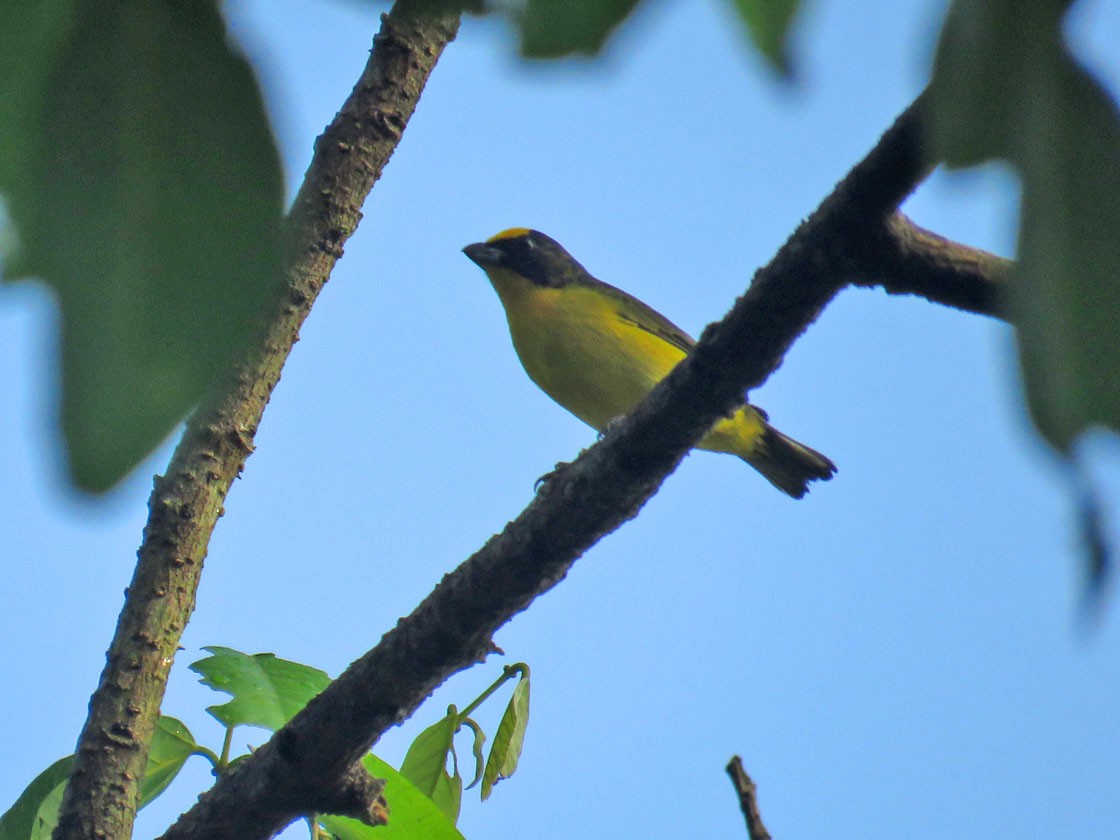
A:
[[596, 414, 628, 440], [535, 461, 572, 493]]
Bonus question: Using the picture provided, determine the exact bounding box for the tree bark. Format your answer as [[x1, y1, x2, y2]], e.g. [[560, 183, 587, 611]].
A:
[[52, 3, 461, 838], [155, 91, 989, 840]]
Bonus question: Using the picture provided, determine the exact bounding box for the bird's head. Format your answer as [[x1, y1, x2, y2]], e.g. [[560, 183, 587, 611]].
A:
[[463, 228, 590, 289]]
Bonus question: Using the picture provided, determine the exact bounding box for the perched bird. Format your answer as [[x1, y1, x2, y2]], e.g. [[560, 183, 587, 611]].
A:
[[463, 228, 836, 497]]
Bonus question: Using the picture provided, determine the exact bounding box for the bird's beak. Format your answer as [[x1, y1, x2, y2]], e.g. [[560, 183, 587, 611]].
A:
[[463, 242, 503, 268]]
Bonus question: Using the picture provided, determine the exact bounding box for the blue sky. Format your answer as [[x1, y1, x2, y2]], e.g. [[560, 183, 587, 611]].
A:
[[3, 1, 1120, 838]]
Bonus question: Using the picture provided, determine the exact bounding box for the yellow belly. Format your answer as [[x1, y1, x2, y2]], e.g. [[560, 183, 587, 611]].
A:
[[500, 284, 765, 457]]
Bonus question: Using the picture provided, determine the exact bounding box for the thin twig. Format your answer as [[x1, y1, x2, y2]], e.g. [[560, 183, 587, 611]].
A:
[[856, 212, 1012, 317], [726, 757, 772, 840]]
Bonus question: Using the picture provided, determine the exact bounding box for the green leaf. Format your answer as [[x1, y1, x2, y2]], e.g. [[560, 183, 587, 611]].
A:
[[929, 0, 1120, 453], [317, 754, 465, 840], [460, 717, 487, 791], [142, 715, 198, 805], [399, 712, 462, 822], [518, 0, 642, 58], [28, 781, 65, 840], [1012, 61, 1120, 453], [725, 0, 800, 77], [0, 1, 73, 198], [0, 756, 72, 840], [481, 674, 530, 800], [0, 715, 195, 840], [190, 646, 331, 732], [928, 0, 1120, 588], [1, 0, 285, 492], [928, 0, 1049, 167]]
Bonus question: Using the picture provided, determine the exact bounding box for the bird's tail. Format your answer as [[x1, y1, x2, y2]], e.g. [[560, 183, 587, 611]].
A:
[[743, 424, 837, 499]]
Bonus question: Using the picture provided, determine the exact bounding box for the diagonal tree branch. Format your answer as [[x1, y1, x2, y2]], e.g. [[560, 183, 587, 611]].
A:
[[726, 756, 772, 840], [156, 93, 948, 840], [52, 4, 461, 839]]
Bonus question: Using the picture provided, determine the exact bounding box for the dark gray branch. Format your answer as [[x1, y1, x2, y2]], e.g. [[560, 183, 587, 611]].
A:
[[726, 757, 772, 840], [856, 213, 1012, 317], [158, 93, 936, 840]]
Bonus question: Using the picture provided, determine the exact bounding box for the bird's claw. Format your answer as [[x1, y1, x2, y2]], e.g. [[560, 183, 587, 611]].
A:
[[535, 461, 571, 493], [597, 415, 627, 440]]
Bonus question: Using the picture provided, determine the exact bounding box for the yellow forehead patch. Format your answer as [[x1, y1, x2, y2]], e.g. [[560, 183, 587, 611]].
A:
[[488, 227, 533, 243]]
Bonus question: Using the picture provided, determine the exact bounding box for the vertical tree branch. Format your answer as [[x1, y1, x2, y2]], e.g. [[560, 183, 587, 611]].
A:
[[52, 3, 460, 838]]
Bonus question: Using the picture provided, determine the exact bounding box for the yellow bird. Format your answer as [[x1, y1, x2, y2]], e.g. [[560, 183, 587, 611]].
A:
[[463, 228, 836, 498]]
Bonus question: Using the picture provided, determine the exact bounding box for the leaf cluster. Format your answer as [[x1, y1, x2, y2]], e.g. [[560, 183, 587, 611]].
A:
[[1, 648, 532, 840]]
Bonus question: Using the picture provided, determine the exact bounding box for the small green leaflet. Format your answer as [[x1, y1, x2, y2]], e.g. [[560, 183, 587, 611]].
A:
[[481, 673, 530, 800], [460, 717, 487, 791], [399, 711, 463, 823], [190, 646, 331, 732]]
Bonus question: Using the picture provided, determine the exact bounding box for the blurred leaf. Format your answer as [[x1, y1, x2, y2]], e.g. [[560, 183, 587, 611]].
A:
[[928, 0, 1046, 166], [929, 0, 1120, 590], [0, 756, 72, 840], [0, 1, 73, 196], [1, 0, 285, 492], [191, 646, 331, 731], [399, 712, 462, 822], [391, 0, 486, 14], [1013, 60, 1120, 453], [930, 0, 1120, 453], [518, 0, 641, 57], [1073, 472, 1110, 601], [725, 0, 800, 77], [317, 754, 465, 840], [142, 715, 198, 804], [481, 674, 529, 800]]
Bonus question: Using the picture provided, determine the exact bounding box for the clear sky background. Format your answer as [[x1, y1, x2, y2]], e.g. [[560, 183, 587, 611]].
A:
[[4, 1, 1120, 838]]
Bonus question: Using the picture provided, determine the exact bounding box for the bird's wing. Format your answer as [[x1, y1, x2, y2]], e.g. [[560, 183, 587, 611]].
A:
[[600, 281, 697, 356], [602, 279, 761, 410]]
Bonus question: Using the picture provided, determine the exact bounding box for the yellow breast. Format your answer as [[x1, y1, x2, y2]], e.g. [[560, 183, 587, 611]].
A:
[[501, 282, 681, 429], [490, 271, 765, 457]]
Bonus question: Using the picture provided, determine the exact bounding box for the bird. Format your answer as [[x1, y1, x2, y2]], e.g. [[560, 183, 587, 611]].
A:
[[463, 228, 836, 498]]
